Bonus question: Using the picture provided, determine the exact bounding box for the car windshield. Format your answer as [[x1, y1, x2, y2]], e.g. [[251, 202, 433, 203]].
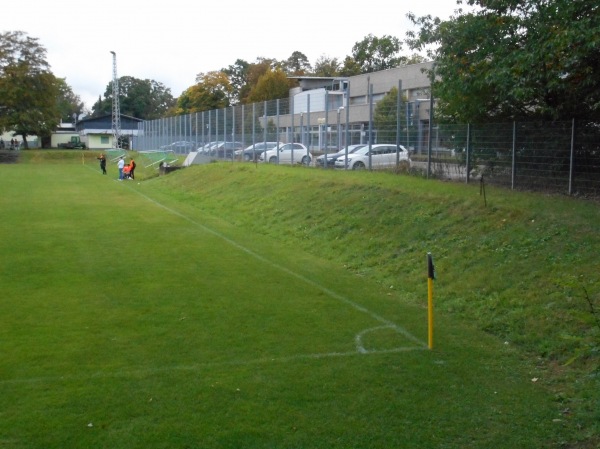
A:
[[349, 145, 365, 153], [335, 145, 364, 155], [351, 147, 370, 155]]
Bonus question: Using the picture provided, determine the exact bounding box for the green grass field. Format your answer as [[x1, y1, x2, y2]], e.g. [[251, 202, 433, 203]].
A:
[[0, 151, 597, 448]]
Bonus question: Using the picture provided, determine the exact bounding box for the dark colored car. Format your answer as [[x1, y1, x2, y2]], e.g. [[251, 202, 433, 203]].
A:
[[160, 141, 197, 153], [208, 141, 244, 159], [316, 144, 366, 167], [238, 142, 283, 162]]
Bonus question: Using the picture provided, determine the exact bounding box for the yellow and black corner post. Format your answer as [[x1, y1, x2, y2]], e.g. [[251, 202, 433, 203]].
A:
[[427, 252, 435, 349]]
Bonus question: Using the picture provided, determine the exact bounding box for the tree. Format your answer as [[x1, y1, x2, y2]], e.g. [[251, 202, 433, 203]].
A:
[[91, 91, 111, 117], [0, 31, 60, 147], [56, 78, 85, 123], [339, 56, 362, 77], [313, 55, 340, 77], [246, 68, 292, 103], [406, 0, 600, 122], [373, 87, 400, 143], [92, 76, 175, 119], [284, 51, 312, 75], [177, 71, 232, 114], [223, 59, 250, 105], [404, 53, 428, 65], [241, 58, 279, 104], [120, 77, 174, 119], [351, 34, 406, 73]]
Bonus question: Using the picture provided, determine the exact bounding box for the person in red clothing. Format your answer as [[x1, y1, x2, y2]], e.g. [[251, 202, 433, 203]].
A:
[[129, 158, 136, 179]]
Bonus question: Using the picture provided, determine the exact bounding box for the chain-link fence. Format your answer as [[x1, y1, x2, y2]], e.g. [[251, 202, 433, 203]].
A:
[[134, 94, 600, 198], [422, 120, 600, 197]]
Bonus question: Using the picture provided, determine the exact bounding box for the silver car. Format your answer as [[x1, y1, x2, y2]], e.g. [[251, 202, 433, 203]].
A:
[[259, 143, 313, 165], [316, 144, 366, 167], [334, 144, 409, 170]]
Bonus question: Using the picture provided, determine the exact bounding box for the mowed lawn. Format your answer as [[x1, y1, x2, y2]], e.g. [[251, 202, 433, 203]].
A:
[[0, 156, 563, 448]]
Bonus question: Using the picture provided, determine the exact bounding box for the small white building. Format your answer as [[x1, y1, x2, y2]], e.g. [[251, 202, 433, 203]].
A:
[[51, 120, 79, 148]]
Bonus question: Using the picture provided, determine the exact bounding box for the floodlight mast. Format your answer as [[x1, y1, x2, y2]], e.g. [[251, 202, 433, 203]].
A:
[[110, 51, 122, 149]]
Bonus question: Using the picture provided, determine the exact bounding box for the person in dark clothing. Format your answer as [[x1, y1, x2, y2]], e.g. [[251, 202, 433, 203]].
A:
[[97, 153, 107, 174]]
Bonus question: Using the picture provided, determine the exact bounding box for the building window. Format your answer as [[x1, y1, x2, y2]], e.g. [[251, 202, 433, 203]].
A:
[[350, 96, 366, 105], [101, 136, 109, 144]]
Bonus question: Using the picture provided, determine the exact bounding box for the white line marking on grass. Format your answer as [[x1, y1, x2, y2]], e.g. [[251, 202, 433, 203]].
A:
[[0, 172, 427, 385], [355, 325, 423, 354], [1, 344, 427, 385], [130, 188, 427, 351], [4, 172, 427, 387]]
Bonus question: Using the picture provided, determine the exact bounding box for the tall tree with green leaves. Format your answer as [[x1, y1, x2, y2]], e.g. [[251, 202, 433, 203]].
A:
[[239, 58, 279, 104], [223, 59, 250, 105], [284, 51, 312, 75], [313, 55, 340, 77], [352, 34, 406, 73], [56, 78, 85, 123], [406, 0, 600, 122], [373, 87, 405, 143], [246, 68, 292, 103], [339, 56, 362, 77], [92, 76, 175, 119], [0, 31, 60, 147], [177, 71, 232, 114]]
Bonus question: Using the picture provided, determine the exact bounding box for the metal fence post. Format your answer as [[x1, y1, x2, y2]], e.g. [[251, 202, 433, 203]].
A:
[[324, 91, 329, 168], [231, 106, 235, 162], [251, 103, 256, 162], [288, 97, 296, 144], [396, 80, 402, 166], [201, 112, 205, 147], [208, 109, 217, 142], [194, 112, 198, 149], [307, 94, 311, 159], [241, 104, 245, 160], [223, 108, 227, 158], [427, 95, 434, 179], [466, 123, 471, 184], [263, 101, 267, 150], [368, 83, 373, 170], [569, 118, 575, 195], [344, 81, 350, 167], [511, 121, 516, 190], [218, 108, 221, 144]]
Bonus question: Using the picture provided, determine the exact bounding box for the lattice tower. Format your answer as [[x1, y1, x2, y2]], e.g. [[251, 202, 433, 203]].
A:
[[110, 51, 122, 149]]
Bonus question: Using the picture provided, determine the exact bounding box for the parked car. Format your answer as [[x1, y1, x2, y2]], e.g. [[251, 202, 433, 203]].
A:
[[237, 142, 284, 161], [259, 143, 312, 165], [208, 141, 244, 158], [316, 144, 366, 167], [334, 144, 410, 170], [160, 141, 197, 153], [196, 141, 222, 154]]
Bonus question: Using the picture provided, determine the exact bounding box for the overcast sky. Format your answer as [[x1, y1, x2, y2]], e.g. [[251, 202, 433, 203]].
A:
[[9, 0, 465, 110]]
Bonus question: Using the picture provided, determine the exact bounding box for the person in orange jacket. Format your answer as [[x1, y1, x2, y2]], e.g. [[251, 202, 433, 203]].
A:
[[129, 158, 136, 179]]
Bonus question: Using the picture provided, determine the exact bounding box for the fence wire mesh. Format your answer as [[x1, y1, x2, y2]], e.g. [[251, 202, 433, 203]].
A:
[[134, 96, 600, 198]]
